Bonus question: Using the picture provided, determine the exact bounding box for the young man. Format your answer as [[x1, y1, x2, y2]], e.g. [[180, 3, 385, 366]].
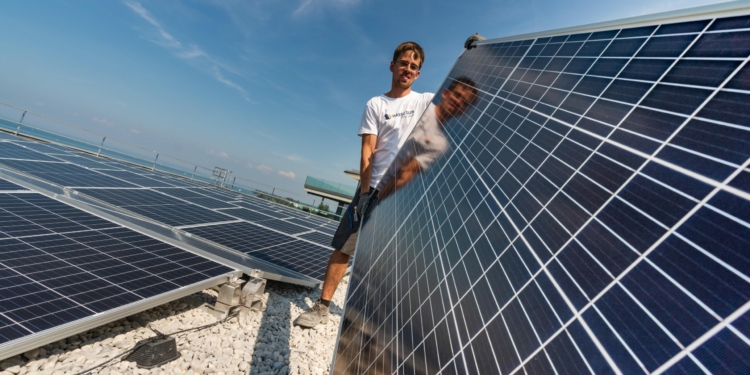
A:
[[295, 42, 434, 328], [377, 76, 478, 200]]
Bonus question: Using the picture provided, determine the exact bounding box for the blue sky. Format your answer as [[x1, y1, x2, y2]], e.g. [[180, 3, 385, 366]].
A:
[[0, 0, 726, 202]]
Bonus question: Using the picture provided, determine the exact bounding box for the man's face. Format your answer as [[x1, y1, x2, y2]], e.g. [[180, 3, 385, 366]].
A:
[[389, 51, 422, 89], [440, 85, 475, 118]]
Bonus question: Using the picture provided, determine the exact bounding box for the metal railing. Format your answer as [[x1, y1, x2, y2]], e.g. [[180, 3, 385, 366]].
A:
[[0, 102, 344, 221], [304, 176, 357, 200]]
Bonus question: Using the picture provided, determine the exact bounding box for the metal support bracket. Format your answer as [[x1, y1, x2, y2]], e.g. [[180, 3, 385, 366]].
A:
[[202, 272, 266, 319]]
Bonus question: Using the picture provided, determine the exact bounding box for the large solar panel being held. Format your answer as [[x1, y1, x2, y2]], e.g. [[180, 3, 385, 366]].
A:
[[0, 181, 235, 359], [332, 3, 750, 374]]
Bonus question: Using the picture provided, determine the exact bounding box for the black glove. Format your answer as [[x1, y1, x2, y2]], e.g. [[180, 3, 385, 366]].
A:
[[357, 191, 371, 218]]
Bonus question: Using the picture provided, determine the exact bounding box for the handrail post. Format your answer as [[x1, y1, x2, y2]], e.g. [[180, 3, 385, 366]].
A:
[[152, 153, 159, 171], [231, 177, 236, 189], [14, 111, 26, 136], [96, 136, 107, 157], [191, 165, 197, 180]]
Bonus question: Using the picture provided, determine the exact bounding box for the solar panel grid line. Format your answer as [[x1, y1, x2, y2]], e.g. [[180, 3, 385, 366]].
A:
[[470, 60, 749, 207], [174, 219, 243, 230], [334, 9, 750, 375]]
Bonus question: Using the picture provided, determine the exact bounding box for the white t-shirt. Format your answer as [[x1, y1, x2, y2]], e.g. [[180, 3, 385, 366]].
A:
[[377, 103, 449, 190], [358, 91, 434, 188]]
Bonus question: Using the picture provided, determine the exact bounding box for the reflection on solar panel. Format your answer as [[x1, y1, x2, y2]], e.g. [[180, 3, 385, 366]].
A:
[[76, 188, 234, 226], [0, 190, 233, 353], [185, 222, 332, 279], [333, 5, 750, 375], [0, 143, 60, 162], [0, 160, 137, 188]]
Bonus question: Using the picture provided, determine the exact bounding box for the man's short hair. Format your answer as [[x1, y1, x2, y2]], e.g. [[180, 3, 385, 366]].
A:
[[393, 42, 425, 68], [448, 76, 478, 97]]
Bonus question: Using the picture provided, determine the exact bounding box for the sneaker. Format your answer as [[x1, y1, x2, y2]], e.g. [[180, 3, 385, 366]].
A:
[[295, 301, 329, 328]]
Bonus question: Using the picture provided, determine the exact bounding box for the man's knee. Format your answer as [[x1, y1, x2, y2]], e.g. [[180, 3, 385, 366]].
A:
[[330, 249, 351, 264]]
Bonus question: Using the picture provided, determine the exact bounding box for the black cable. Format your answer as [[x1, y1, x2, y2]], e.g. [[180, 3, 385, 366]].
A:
[[74, 298, 249, 375]]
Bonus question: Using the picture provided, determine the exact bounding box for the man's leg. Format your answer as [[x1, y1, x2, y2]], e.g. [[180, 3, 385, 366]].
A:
[[320, 249, 351, 302], [295, 233, 357, 328]]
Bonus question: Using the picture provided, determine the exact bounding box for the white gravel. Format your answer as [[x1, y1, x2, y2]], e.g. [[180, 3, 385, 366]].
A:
[[0, 277, 349, 375]]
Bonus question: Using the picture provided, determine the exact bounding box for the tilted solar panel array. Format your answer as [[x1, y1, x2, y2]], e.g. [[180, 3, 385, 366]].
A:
[[0, 137, 338, 282], [333, 5, 750, 375], [0, 181, 235, 358]]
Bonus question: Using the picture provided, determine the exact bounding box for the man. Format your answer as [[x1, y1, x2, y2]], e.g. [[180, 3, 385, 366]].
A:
[[377, 76, 478, 200], [295, 42, 434, 328]]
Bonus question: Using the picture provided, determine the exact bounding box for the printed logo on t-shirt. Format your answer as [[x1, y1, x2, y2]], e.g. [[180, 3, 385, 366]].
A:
[[383, 110, 415, 120]]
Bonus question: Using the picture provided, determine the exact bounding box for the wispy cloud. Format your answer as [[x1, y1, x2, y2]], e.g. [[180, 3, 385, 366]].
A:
[[286, 154, 304, 162], [277, 170, 296, 179], [92, 117, 116, 128], [130, 128, 142, 134], [246, 161, 254, 168], [123, 1, 253, 103], [256, 164, 273, 173], [293, 0, 361, 17], [207, 149, 230, 158]]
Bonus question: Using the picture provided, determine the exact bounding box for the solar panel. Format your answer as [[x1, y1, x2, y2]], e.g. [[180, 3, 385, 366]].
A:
[[0, 136, 336, 284], [155, 188, 238, 209], [0, 179, 27, 191], [297, 230, 334, 247], [75, 188, 234, 226], [333, 5, 750, 375], [50, 154, 121, 170], [218, 207, 310, 234], [0, 192, 234, 357], [95, 170, 178, 187], [185, 222, 332, 280], [0, 142, 61, 162], [0, 160, 138, 188], [10, 141, 74, 154]]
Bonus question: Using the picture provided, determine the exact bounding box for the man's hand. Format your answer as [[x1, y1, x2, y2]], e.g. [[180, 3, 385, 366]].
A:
[[357, 191, 371, 218]]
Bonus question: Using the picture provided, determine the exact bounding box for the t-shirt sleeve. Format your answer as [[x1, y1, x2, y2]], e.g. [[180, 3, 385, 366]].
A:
[[357, 100, 379, 136]]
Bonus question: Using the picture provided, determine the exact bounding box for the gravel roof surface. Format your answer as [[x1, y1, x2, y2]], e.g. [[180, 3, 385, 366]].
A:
[[0, 277, 349, 375]]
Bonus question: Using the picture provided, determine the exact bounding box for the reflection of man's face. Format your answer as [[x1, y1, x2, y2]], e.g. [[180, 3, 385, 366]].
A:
[[440, 85, 476, 119]]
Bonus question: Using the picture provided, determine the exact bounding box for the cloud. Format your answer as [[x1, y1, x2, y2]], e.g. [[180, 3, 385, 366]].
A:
[[293, 0, 361, 17], [92, 117, 116, 128], [124, 1, 252, 103], [246, 161, 254, 168], [256, 164, 273, 173], [124, 0, 181, 48], [212, 67, 255, 104], [115, 101, 127, 107], [286, 154, 304, 162], [277, 170, 296, 179], [130, 128, 141, 134], [207, 149, 230, 158]]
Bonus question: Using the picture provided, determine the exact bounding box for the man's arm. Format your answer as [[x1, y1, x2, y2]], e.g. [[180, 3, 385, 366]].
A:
[[359, 134, 377, 193], [378, 157, 420, 200]]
